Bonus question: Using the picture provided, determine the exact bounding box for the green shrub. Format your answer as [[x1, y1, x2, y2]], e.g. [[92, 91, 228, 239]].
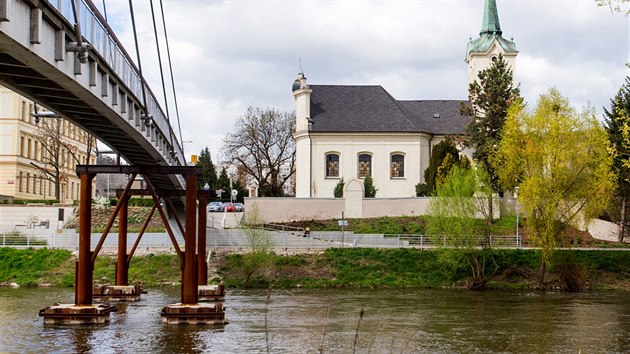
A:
[[415, 183, 428, 197], [334, 178, 345, 198]]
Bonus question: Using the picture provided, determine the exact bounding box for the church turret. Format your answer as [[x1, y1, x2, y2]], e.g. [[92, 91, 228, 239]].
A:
[[292, 73, 312, 133], [465, 0, 517, 85], [292, 73, 313, 198]]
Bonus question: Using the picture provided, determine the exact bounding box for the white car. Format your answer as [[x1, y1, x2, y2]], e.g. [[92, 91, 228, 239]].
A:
[[208, 202, 224, 212]]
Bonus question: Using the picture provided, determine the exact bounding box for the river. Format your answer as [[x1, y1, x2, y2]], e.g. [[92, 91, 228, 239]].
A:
[[1, 287, 630, 353]]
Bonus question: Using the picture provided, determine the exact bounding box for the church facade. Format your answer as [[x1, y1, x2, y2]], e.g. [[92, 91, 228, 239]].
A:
[[292, 0, 517, 199]]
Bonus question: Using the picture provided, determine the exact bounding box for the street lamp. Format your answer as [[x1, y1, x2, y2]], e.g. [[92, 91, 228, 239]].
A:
[[515, 186, 520, 247]]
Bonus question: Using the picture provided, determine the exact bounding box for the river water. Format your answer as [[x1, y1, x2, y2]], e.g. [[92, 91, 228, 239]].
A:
[[1, 287, 630, 353]]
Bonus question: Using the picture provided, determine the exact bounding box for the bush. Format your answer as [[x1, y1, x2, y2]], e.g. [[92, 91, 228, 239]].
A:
[[415, 183, 428, 197], [334, 178, 345, 198], [363, 175, 378, 198], [554, 253, 588, 292]]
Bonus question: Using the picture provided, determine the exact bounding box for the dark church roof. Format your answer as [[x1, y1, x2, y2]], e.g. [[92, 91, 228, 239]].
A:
[[309, 85, 471, 135]]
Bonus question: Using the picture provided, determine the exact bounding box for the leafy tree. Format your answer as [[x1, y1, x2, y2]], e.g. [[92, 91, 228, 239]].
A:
[[334, 178, 345, 198], [216, 167, 230, 201], [427, 165, 496, 289], [196, 147, 217, 192], [461, 54, 521, 222], [33, 115, 96, 200], [424, 139, 460, 194], [492, 88, 615, 285], [363, 175, 378, 198], [597, 0, 630, 14], [604, 76, 630, 242], [222, 107, 295, 197]]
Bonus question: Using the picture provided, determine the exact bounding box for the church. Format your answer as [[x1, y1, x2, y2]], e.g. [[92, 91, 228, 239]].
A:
[[292, 0, 517, 199]]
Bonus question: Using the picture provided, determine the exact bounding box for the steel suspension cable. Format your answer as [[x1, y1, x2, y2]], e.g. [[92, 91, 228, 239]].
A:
[[159, 0, 184, 152], [101, 0, 108, 22], [127, 0, 149, 115], [149, 0, 174, 149]]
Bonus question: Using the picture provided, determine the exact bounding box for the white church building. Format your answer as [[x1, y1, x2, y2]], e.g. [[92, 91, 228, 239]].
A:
[[292, 0, 517, 199]]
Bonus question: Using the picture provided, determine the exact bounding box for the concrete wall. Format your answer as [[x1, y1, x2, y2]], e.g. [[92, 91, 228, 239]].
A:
[[588, 219, 619, 243], [245, 198, 344, 223], [362, 198, 431, 218], [246, 195, 501, 223], [0, 205, 75, 231]]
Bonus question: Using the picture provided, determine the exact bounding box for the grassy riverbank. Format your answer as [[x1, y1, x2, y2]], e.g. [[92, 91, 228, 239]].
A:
[[3, 247, 630, 291]]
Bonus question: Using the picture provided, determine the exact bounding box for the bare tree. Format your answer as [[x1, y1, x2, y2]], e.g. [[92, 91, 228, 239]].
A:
[[222, 107, 295, 197], [32, 110, 96, 200]]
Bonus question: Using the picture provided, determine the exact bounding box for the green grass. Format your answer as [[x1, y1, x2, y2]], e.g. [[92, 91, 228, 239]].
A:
[[282, 216, 520, 236]]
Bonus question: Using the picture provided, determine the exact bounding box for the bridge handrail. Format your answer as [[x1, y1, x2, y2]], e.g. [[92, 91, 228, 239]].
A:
[[50, 0, 185, 165]]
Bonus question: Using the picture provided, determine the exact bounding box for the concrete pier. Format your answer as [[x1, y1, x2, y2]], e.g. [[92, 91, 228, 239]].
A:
[[93, 285, 144, 302], [161, 302, 228, 325], [39, 304, 116, 325], [198, 284, 225, 302]]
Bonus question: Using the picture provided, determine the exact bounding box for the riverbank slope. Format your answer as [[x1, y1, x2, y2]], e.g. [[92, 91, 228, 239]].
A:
[[3, 248, 630, 291]]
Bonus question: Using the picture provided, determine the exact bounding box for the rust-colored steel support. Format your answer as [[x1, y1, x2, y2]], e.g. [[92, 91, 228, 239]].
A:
[[182, 173, 198, 304], [146, 181, 183, 263], [198, 193, 208, 285], [128, 204, 157, 263], [91, 173, 137, 264], [76, 172, 95, 305], [115, 196, 129, 285]]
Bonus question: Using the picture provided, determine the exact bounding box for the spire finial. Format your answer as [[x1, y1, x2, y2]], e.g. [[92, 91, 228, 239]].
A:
[[480, 0, 502, 36]]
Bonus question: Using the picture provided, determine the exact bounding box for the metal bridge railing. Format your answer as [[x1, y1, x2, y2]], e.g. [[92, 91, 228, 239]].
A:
[[49, 0, 185, 165]]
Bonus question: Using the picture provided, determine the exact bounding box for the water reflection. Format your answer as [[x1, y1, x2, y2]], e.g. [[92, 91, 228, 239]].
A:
[[3, 287, 630, 353]]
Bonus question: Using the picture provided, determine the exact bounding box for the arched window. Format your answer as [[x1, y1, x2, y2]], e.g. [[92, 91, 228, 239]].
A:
[[391, 154, 405, 178], [326, 153, 340, 177], [358, 153, 372, 178]]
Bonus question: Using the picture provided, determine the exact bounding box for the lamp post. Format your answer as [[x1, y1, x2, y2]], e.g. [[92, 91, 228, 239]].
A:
[[515, 186, 520, 248]]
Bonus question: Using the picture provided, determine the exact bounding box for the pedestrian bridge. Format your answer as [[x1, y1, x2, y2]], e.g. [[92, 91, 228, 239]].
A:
[[0, 0, 185, 190]]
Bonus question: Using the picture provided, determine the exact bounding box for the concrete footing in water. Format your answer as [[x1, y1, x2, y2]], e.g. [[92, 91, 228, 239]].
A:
[[93, 285, 145, 302], [198, 284, 225, 302], [39, 304, 116, 325], [160, 302, 228, 325]]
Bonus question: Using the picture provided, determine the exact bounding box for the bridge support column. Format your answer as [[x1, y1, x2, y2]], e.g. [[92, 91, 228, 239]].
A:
[[40, 172, 115, 324], [198, 193, 208, 286], [77, 172, 95, 305], [116, 196, 129, 286], [182, 173, 198, 304]]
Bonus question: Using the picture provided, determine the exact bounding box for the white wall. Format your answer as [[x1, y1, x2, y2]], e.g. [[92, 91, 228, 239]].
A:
[[310, 133, 430, 198], [0, 205, 75, 231]]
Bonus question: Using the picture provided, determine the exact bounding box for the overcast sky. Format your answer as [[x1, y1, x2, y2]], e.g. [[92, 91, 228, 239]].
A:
[[97, 0, 629, 163]]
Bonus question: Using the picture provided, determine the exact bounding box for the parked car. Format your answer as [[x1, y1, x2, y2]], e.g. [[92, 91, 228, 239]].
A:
[[234, 203, 245, 212], [208, 201, 224, 212], [223, 202, 235, 212]]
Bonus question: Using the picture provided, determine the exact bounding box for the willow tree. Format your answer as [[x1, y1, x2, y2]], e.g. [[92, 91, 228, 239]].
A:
[[492, 88, 615, 285], [427, 165, 496, 290]]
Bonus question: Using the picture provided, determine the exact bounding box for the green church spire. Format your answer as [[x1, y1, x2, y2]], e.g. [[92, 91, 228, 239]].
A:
[[480, 0, 502, 36]]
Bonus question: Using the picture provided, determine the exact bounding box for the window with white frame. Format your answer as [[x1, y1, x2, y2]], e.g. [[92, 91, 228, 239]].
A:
[[326, 153, 340, 177], [391, 154, 405, 178], [358, 153, 372, 178]]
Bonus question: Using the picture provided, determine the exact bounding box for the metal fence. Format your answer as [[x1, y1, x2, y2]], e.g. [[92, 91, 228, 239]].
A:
[[0, 229, 520, 253]]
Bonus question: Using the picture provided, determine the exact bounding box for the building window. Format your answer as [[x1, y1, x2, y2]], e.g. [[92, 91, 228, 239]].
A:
[[28, 104, 33, 124], [20, 136, 25, 157], [326, 153, 340, 177], [391, 154, 405, 178], [18, 172, 23, 192], [358, 153, 372, 178], [26, 173, 30, 193], [27, 138, 32, 159]]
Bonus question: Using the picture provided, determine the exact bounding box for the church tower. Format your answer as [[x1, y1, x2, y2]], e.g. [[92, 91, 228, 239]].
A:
[[465, 0, 518, 85], [292, 73, 312, 198]]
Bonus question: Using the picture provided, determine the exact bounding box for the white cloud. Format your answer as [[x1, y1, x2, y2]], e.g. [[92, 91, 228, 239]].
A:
[[97, 0, 629, 162]]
